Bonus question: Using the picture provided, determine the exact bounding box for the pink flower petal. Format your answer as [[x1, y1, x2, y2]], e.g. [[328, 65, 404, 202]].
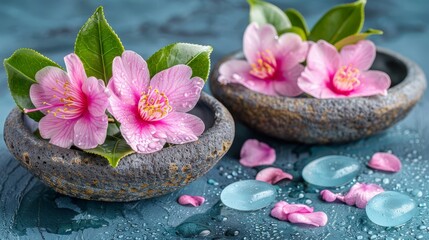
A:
[[282, 203, 314, 214], [64, 53, 87, 87], [288, 212, 328, 227], [344, 183, 384, 208], [82, 77, 109, 117], [109, 50, 150, 104], [243, 23, 278, 64], [218, 60, 278, 96], [73, 113, 108, 149], [277, 33, 309, 66], [297, 67, 337, 99], [239, 139, 276, 167], [271, 201, 326, 227], [340, 40, 376, 71], [273, 64, 304, 97], [346, 70, 391, 97], [39, 114, 77, 149], [178, 195, 205, 207], [368, 152, 401, 172], [107, 94, 139, 124], [32, 66, 71, 114], [306, 40, 340, 78], [322, 183, 384, 209], [320, 190, 342, 203], [256, 167, 293, 184], [120, 119, 166, 153], [154, 112, 205, 144], [270, 201, 289, 221], [150, 65, 204, 112]]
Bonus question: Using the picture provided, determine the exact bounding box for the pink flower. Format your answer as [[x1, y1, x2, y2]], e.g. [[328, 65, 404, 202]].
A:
[[320, 183, 384, 208], [270, 201, 328, 227], [368, 152, 402, 172], [25, 53, 109, 149], [177, 195, 205, 207], [298, 40, 391, 98], [256, 167, 293, 184], [218, 23, 308, 96], [239, 139, 276, 167], [107, 51, 205, 153]]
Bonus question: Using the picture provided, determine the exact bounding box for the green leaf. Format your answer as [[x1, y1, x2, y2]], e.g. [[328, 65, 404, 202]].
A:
[[248, 0, 291, 34], [106, 122, 120, 136], [284, 8, 309, 35], [147, 43, 213, 81], [84, 135, 135, 168], [4, 48, 61, 122], [334, 29, 383, 50], [279, 26, 307, 40], [309, 0, 366, 44], [75, 6, 124, 84]]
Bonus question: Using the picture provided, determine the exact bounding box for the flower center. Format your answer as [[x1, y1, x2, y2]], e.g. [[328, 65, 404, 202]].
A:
[[138, 87, 172, 121], [249, 49, 277, 79], [332, 65, 361, 92], [24, 79, 82, 119]]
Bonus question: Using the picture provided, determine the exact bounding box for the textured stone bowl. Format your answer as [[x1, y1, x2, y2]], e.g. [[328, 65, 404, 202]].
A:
[[4, 93, 234, 202], [210, 49, 426, 144]]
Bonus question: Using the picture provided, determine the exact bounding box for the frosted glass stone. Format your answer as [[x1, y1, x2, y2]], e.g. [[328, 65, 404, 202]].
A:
[[220, 180, 277, 211], [302, 155, 361, 187], [366, 191, 417, 227]]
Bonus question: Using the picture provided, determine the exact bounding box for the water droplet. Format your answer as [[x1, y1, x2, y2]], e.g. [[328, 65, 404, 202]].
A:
[[148, 142, 158, 149], [366, 191, 417, 227], [302, 155, 361, 187], [136, 144, 146, 152], [220, 180, 277, 211], [225, 229, 240, 236], [184, 92, 189, 97], [207, 179, 219, 186], [175, 222, 210, 238]]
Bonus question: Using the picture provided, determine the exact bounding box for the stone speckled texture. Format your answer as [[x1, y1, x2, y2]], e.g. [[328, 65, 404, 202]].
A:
[[210, 49, 427, 144], [3, 92, 235, 202]]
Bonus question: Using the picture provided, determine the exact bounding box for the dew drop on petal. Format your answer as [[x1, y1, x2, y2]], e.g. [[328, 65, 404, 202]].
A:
[[365, 191, 417, 227], [148, 142, 159, 149], [220, 180, 277, 211], [302, 155, 361, 187]]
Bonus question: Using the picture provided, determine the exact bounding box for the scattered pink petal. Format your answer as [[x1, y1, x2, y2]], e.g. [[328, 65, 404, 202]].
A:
[[177, 195, 205, 207], [320, 183, 384, 208], [298, 40, 391, 99], [239, 139, 276, 167], [343, 183, 384, 208], [256, 167, 293, 184], [288, 212, 328, 227], [270, 201, 289, 221], [368, 152, 402, 172], [320, 190, 341, 202], [282, 203, 313, 214], [270, 201, 327, 227]]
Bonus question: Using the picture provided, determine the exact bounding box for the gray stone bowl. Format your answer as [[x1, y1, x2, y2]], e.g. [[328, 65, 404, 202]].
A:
[[4, 92, 235, 202], [210, 49, 426, 144]]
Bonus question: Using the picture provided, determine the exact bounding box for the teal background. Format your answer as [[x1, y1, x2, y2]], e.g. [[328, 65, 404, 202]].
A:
[[0, 0, 428, 239]]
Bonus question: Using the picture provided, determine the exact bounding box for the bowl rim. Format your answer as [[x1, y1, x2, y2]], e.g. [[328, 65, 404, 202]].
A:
[[4, 91, 235, 170], [210, 48, 426, 103]]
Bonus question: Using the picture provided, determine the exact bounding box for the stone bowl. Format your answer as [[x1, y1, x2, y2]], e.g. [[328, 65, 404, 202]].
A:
[[4, 92, 235, 202], [210, 48, 426, 144]]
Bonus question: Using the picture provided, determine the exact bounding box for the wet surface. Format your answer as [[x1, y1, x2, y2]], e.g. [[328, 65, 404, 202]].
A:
[[1, 0, 429, 239]]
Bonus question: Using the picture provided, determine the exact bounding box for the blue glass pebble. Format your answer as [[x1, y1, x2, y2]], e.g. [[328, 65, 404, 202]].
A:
[[302, 155, 361, 187], [366, 191, 418, 227], [220, 180, 277, 211]]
